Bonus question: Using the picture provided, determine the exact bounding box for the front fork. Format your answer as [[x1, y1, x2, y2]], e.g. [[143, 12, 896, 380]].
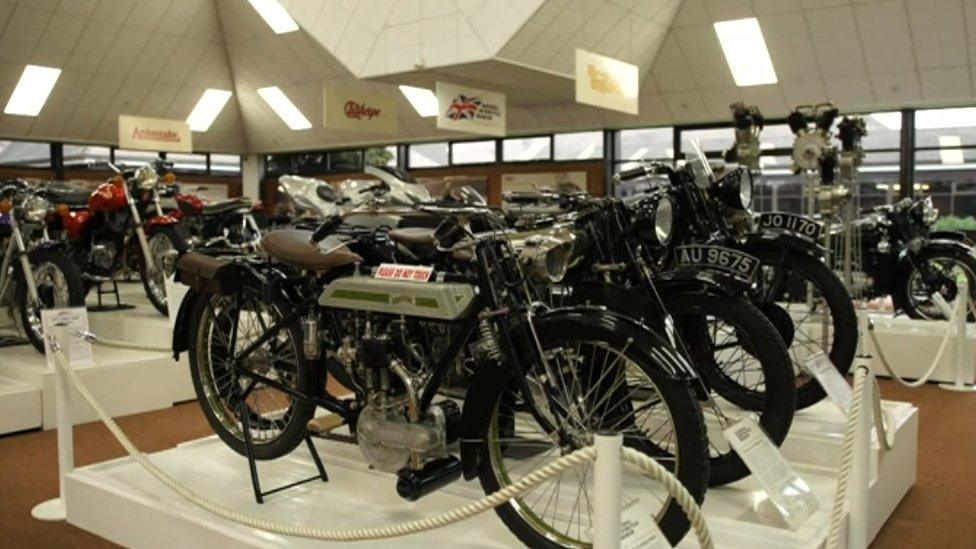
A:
[[127, 187, 155, 276], [0, 216, 40, 307]]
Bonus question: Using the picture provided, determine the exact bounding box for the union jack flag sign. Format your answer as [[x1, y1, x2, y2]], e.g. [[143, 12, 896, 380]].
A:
[[445, 95, 482, 120]]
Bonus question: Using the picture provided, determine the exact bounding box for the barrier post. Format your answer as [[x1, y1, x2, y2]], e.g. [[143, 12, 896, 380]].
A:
[[31, 337, 73, 521], [847, 367, 872, 549], [940, 278, 976, 393], [593, 433, 623, 549]]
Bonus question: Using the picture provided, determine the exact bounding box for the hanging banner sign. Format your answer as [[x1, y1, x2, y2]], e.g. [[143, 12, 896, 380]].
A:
[[575, 49, 639, 115], [118, 115, 192, 153], [436, 81, 506, 137], [323, 85, 398, 134]]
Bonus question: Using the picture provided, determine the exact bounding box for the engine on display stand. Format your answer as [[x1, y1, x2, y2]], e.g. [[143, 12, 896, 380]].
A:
[[724, 102, 765, 170]]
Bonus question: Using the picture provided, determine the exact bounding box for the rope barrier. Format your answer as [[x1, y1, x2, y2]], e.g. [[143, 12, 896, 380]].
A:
[[52, 336, 712, 547]]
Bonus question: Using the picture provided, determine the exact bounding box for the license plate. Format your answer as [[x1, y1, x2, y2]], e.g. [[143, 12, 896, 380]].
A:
[[757, 212, 824, 241], [673, 245, 759, 281]]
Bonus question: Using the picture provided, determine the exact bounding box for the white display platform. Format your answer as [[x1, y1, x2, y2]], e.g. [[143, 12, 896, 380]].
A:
[[865, 312, 976, 385], [0, 283, 194, 432], [63, 399, 917, 548]]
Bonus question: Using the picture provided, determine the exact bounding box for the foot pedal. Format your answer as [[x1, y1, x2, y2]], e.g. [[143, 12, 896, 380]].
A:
[[307, 414, 345, 436]]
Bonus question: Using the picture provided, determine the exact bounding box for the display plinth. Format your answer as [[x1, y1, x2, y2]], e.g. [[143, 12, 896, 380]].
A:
[[864, 313, 976, 384], [63, 400, 917, 548], [0, 284, 194, 431]]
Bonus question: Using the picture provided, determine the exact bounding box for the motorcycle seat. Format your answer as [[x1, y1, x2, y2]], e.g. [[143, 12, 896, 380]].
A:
[[202, 197, 252, 215], [44, 185, 91, 206], [261, 229, 362, 271], [388, 227, 436, 246]]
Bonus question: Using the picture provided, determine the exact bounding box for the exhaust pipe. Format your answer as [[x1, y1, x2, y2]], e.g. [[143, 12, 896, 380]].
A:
[[396, 456, 462, 501]]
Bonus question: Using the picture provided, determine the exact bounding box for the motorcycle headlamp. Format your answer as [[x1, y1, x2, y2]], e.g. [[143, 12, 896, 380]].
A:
[[712, 168, 753, 211], [519, 231, 576, 283], [135, 165, 158, 190], [921, 196, 938, 225], [631, 193, 675, 248], [20, 194, 52, 223]]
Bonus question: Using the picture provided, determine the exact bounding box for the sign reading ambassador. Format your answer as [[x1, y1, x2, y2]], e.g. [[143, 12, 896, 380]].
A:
[[436, 82, 506, 137], [118, 115, 192, 153], [323, 85, 398, 134], [575, 49, 639, 115]]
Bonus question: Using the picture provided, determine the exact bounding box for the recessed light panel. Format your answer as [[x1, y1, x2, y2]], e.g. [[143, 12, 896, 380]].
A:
[[4, 65, 61, 116], [257, 86, 311, 130], [247, 0, 298, 34], [713, 18, 777, 87], [186, 89, 232, 132], [398, 85, 438, 117]]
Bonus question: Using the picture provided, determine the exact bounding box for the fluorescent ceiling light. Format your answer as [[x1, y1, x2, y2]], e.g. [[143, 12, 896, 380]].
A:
[[399, 85, 438, 117], [257, 86, 311, 130], [870, 112, 901, 131], [186, 89, 232, 132], [4, 65, 61, 116], [247, 0, 298, 34], [939, 135, 964, 164], [713, 18, 777, 86], [918, 108, 976, 129]]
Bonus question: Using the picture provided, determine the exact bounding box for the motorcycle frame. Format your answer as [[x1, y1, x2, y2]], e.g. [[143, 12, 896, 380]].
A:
[[0, 205, 41, 309]]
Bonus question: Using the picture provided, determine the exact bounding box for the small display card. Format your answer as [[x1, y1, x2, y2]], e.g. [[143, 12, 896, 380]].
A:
[[803, 353, 853, 413], [374, 263, 433, 282], [165, 275, 190, 329], [41, 308, 93, 371], [724, 416, 820, 530], [620, 495, 670, 549]]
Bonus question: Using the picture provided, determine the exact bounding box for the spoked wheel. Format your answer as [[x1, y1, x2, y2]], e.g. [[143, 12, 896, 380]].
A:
[[187, 288, 315, 459], [17, 248, 85, 353], [750, 250, 857, 409], [667, 294, 796, 486], [476, 316, 708, 547], [142, 226, 187, 316], [899, 250, 976, 320]]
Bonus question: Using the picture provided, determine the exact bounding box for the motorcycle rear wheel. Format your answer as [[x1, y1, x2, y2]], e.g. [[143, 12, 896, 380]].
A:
[[897, 247, 976, 320]]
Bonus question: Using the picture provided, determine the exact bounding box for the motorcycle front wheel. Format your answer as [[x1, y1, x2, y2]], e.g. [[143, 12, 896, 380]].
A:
[[475, 314, 708, 548], [897, 247, 976, 320], [16, 247, 86, 353], [142, 225, 187, 315]]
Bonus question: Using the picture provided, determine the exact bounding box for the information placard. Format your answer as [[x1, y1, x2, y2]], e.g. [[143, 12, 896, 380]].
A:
[[41, 308, 93, 371], [803, 353, 853, 413], [620, 495, 670, 548], [724, 416, 820, 530]]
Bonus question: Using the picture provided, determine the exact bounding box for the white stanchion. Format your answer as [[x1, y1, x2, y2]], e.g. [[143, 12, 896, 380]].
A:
[[30, 336, 73, 521], [593, 433, 624, 549], [847, 368, 873, 549], [939, 278, 976, 393]]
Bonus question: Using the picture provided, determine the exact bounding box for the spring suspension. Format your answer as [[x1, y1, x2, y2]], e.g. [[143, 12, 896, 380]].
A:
[[477, 317, 501, 361]]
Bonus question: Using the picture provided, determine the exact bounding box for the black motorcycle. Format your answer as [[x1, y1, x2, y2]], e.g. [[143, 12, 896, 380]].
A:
[[172, 207, 710, 547], [846, 196, 976, 319]]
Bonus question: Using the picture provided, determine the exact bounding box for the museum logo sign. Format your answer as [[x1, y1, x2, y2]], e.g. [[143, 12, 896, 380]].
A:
[[118, 115, 192, 153], [575, 49, 639, 115], [324, 85, 398, 134], [436, 81, 506, 137]]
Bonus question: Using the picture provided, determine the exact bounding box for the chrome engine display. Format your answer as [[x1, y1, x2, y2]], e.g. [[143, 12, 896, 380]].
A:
[[357, 395, 448, 473]]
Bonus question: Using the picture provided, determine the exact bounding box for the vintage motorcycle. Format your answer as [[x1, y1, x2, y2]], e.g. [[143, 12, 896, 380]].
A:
[[169, 183, 264, 253], [622, 146, 857, 410], [845, 196, 976, 319], [504, 179, 796, 487], [45, 161, 187, 315], [172, 206, 710, 547], [0, 179, 85, 352]]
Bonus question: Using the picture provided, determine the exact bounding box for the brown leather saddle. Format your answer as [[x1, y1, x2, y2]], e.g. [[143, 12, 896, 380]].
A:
[[261, 230, 362, 271]]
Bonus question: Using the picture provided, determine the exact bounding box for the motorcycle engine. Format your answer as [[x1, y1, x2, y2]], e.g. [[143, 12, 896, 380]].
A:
[[90, 242, 117, 273], [357, 395, 449, 473]]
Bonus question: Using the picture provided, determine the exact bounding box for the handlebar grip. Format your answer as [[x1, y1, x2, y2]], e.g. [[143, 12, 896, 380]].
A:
[[309, 215, 342, 244], [616, 167, 648, 181]]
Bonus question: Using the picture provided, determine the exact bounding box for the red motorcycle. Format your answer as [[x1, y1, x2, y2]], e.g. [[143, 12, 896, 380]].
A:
[[167, 184, 263, 253], [46, 161, 187, 315]]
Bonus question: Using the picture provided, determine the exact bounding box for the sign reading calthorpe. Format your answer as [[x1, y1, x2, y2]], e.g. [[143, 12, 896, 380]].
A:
[[575, 49, 639, 115], [323, 85, 398, 134], [118, 115, 192, 153], [436, 81, 506, 137]]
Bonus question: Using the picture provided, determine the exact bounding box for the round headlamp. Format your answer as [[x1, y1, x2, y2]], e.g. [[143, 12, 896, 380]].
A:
[[521, 231, 575, 283], [135, 165, 158, 190], [712, 167, 753, 211], [653, 195, 675, 246], [20, 194, 51, 222], [922, 196, 938, 225]]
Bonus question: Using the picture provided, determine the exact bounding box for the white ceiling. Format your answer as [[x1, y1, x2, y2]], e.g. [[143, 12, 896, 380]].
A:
[[0, 0, 974, 154]]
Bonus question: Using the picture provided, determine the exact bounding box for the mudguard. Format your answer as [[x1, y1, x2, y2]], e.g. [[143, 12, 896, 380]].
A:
[[929, 230, 967, 243], [171, 287, 199, 360], [741, 231, 826, 259], [146, 214, 180, 228], [896, 238, 975, 273], [458, 305, 695, 480]]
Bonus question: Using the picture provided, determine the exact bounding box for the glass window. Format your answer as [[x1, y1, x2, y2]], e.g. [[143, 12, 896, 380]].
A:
[[62, 144, 110, 168], [328, 150, 363, 172], [451, 140, 495, 165], [0, 140, 50, 168], [409, 142, 448, 168], [210, 154, 241, 175], [758, 124, 794, 149], [365, 146, 396, 167], [862, 111, 902, 150], [679, 127, 734, 156], [264, 154, 291, 176], [294, 152, 327, 175], [554, 131, 603, 160], [167, 152, 207, 174], [914, 107, 976, 148], [617, 127, 673, 161], [503, 136, 551, 162], [114, 148, 160, 166]]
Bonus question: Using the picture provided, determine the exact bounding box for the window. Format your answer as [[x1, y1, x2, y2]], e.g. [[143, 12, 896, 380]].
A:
[[294, 152, 327, 175], [0, 140, 50, 168], [617, 127, 673, 162], [328, 150, 363, 172], [554, 131, 603, 160], [409, 142, 448, 168], [210, 154, 241, 175], [365, 146, 396, 168], [264, 154, 291, 176], [63, 144, 110, 168], [679, 127, 734, 157], [167, 152, 207, 174], [503, 137, 551, 162], [451, 140, 495, 165], [912, 107, 976, 220], [114, 148, 160, 166]]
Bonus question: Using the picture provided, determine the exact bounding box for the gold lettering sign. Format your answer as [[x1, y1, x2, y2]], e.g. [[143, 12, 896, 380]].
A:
[[587, 64, 623, 96]]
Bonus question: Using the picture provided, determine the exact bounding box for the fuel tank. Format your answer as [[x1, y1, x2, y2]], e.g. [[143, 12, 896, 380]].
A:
[[318, 275, 476, 320], [88, 181, 127, 212]]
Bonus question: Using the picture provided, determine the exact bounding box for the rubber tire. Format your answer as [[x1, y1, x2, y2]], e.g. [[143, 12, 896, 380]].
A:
[[475, 316, 709, 548], [895, 247, 976, 321], [16, 248, 86, 354], [666, 293, 796, 486], [186, 291, 315, 460], [141, 225, 188, 316], [751, 250, 858, 410]]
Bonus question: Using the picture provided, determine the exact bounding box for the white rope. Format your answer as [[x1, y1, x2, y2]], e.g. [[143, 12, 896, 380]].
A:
[[51, 340, 712, 547]]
